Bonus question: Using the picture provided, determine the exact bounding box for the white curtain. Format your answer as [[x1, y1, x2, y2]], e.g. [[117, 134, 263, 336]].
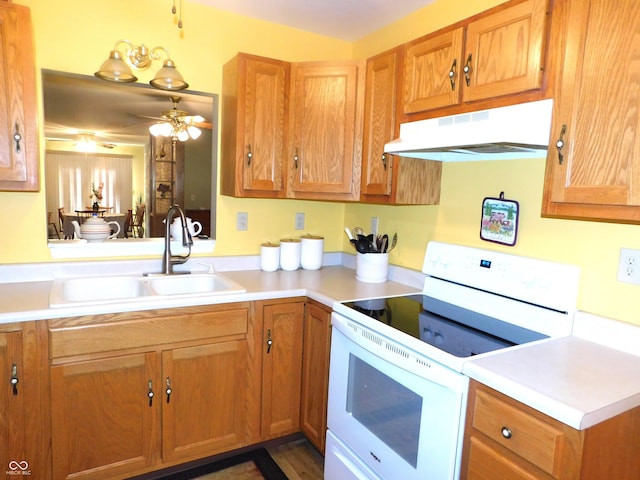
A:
[[45, 151, 133, 215]]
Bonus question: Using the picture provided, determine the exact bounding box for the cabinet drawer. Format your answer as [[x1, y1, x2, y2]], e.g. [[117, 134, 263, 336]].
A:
[[466, 436, 541, 480], [472, 389, 566, 477], [49, 304, 249, 359]]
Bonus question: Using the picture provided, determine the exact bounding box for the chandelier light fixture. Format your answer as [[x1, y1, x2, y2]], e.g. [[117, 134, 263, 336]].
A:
[[94, 40, 189, 91], [148, 96, 203, 142]]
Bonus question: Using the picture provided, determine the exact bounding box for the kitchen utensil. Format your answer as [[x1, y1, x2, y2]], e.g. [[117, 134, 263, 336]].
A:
[[365, 234, 376, 253], [344, 227, 354, 241], [355, 235, 371, 254], [353, 226, 364, 236], [387, 233, 397, 252], [379, 236, 388, 254]]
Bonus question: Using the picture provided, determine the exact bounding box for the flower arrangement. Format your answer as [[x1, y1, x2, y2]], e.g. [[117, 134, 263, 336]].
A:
[[90, 182, 104, 206], [157, 183, 171, 198]]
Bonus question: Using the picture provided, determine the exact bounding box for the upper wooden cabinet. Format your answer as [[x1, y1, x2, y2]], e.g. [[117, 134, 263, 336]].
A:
[[542, 0, 640, 223], [221, 53, 289, 198], [0, 3, 39, 191], [360, 48, 442, 205], [287, 61, 365, 201], [402, 0, 550, 117]]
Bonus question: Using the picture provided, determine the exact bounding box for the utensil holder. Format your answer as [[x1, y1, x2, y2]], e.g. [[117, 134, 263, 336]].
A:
[[355, 253, 389, 283]]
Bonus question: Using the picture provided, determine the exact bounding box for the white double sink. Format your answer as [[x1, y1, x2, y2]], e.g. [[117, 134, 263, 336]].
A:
[[49, 273, 246, 308]]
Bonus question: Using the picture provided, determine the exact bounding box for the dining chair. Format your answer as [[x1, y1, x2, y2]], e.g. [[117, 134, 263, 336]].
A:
[[131, 205, 145, 238], [48, 212, 61, 239], [124, 209, 134, 238]]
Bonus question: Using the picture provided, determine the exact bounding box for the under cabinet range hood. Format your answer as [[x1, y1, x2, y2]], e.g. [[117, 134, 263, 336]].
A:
[[384, 99, 554, 162]]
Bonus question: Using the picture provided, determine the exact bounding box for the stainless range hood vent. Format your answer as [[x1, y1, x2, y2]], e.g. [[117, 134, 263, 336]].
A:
[[384, 99, 554, 162]]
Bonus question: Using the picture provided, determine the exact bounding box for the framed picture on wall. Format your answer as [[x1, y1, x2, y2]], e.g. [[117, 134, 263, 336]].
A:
[[480, 192, 519, 246]]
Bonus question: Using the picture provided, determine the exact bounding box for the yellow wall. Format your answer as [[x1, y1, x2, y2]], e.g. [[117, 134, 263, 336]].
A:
[[4, 0, 640, 326]]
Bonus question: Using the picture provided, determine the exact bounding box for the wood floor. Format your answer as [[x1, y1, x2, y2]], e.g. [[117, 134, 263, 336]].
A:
[[267, 438, 324, 480]]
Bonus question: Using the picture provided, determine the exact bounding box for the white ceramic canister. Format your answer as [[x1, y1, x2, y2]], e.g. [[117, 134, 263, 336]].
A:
[[279, 238, 301, 271], [300, 234, 324, 270], [260, 242, 281, 272]]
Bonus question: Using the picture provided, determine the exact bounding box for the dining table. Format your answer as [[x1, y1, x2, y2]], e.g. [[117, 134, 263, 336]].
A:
[[63, 212, 127, 239]]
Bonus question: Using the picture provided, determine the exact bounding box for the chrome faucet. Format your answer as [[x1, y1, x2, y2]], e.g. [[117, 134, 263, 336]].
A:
[[162, 204, 193, 275]]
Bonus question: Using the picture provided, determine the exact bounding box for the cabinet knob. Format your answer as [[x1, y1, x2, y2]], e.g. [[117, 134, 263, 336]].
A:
[[449, 58, 457, 91], [13, 123, 22, 153], [463, 54, 473, 87], [294, 148, 300, 169], [381, 153, 387, 170], [148, 380, 155, 406], [556, 124, 567, 165], [10, 363, 18, 396], [165, 377, 172, 403], [501, 426, 512, 439], [266, 329, 273, 354], [246, 144, 253, 166]]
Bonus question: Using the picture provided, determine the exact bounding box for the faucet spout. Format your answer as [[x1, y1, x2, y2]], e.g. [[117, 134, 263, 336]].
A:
[[162, 204, 193, 275]]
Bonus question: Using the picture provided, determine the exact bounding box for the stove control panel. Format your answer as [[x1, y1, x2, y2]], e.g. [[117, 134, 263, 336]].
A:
[[422, 241, 581, 314]]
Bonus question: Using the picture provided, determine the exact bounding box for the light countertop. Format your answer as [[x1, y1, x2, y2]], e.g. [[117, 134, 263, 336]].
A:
[[2, 257, 640, 432]]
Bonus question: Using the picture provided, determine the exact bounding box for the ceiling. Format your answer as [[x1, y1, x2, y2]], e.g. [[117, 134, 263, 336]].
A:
[[44, 1, 434, 146], [192, 0, 434, 42], [43, 70, 215, 147]]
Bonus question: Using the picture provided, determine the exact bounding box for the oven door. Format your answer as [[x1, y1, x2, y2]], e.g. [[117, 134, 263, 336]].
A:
[[326, 312, 468, 480]]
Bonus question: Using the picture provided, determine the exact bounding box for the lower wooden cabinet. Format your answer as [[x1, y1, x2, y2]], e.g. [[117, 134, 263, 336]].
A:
[[1, 322, 48, 479], [48, 303, 257, 480], [255, 298, 305, 440], [300, 299, 332, 453], [462, 379, 640, 479]]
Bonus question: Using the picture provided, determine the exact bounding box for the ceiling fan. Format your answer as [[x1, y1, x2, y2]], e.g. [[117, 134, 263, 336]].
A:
[[47, 129, 117, 150], [131, 95, 212, 141]]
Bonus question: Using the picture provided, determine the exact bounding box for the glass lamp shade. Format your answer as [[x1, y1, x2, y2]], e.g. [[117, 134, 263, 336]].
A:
[[187, 125, 202, 139], [149, 122, 173, 137], [150, 60, 189, 91], [94, 50, 138, 83]]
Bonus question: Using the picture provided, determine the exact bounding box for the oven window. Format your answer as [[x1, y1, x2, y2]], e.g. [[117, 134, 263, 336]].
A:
[[346, 353, 422, 468]]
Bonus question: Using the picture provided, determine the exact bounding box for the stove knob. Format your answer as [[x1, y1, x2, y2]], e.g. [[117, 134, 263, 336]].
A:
[[434, 333, 444, 346], [423, 329, 433, 340]]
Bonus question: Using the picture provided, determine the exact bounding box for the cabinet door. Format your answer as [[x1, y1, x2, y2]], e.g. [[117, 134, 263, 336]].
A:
[[0, 3, 39, 191], [0, 330, 25, 476], [221, 53, 289, 198], [361, 48, 401, 198], [162, 340, 249, 462], [288, 61, 364, 201], [51, 353, 159, 480], [402, 27, 464, 114], [463, 0, 548, 102], [300, 300, 331, 453], [542, 0, 640, 222], [260, 301, 304, 439]]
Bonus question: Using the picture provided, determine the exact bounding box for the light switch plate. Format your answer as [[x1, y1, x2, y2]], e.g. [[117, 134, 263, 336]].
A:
[[236, 212, 248, 231], [295, 212, 305, 230]]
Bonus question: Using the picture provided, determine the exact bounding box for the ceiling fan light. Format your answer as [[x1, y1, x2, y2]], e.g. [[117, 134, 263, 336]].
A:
[[149, 122, 172, 137], [95, 50, 138, 83], [150, 60, 189, 91], [187, 125, 202, 139], [176, 129, 189, 142]]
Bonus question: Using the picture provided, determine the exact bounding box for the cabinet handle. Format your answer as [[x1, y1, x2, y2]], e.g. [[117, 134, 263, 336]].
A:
[[246, 144, 253, 166], [165, 377, 172, 403], [556, 124, 567, 165], [294, 148, 299, 169], [10, 363, 18, 396], [266, 329, 273, 354], [463, 54, 472, 87], [449, 58, 457, 91], [381, 153, 387, 170], [13, 123, 22, 153], [148, 380, 155, 406], [501, 426, 512, 439]]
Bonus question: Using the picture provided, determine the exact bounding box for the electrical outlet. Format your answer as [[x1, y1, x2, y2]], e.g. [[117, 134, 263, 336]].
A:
[[295, 212, 305, 230], [371, 217, 379, 236], [236, 212, 248, 231], [617, 248, 640, 285]]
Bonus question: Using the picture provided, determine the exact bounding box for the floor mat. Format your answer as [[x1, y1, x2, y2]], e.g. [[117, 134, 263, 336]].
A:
[[154, 448, 288, 480]]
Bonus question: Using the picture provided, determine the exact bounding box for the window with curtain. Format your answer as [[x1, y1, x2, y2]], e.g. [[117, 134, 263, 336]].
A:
[[45, 150, 133, 215]]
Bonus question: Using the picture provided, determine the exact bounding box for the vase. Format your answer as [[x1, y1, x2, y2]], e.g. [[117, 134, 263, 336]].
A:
[[92, 202, 99, 212]]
